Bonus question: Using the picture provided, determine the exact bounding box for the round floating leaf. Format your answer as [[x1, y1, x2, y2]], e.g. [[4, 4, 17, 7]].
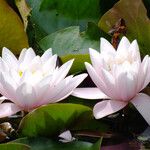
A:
[[27, 0, 115, 52], [27, 0, 100, 35], [99, 0, 150, 55], [0, 0, 28, 54], [14, 137, 102, 150], [40, 0, 100, 21], [39, 25, 104, 73], [18, 103, 92, 137], [0, 143, 30, 150]]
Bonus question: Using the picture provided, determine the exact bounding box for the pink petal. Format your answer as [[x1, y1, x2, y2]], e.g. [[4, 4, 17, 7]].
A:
[[115, 70, 137, 101], [42, 54, 57, 74], [19, 48, 27, 63], [129, 40, 141, 62], [50, 74, 88, 103], [0, 103, 21, 118], [0, 58, 9, 72], [72, 88, 109, 99], [20, 48, 36, 67], [33, 75, 53, 105], [137, 56, 150, 91], [0, 96, 7, 104], [2, 47, 18, 69], [85, 62, 108, 94], [100, 38, 116, 55], [93, 100, 128, 119], [0, 73, 17, 101], [40, 75, 73, 104], [41, 48, 52, 63], [16, 83, 36, 111], [101, 69, 116, 98], [89, 48, 107, 75], [29, 56, 42, 71], [53, 59, 74, 84], [117, 36, 130, 53], [131, 93, 150, 125], [59, 130, 74, 142]]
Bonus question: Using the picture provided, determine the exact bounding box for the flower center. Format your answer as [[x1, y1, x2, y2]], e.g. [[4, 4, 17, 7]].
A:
[[19, 71, 23, 77]]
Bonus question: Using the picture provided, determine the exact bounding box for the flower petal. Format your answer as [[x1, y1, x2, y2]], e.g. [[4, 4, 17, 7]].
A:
[[40, 76, 72, 104], [0, 58, 9, 72], [100, 38, 116, 55], [117, 36, 130, 53], [72, 88, 109, 99], [131, 93, 150, 125], [0, 96, 7, 104], [0, 73, 17, 101], [137, 56, 150, 91], [29, 56, 42, 72], [0, 103, 21, 118], [115, 68, 137, 101], [2, 47, 18, 69], [54, 59, 74, 84], [16, 83, 36, 111], [101, 69, 116, 98], [42, 54, 57, 74], [19, 48, 27, 63], [85, 62, 108, 95], [129, 40, 141, 62], [34, 75, 53, 105], [51, 74, 88, 102], [19, 48, 36, 71], [93, 100, 127, 119], [59, 130, 75, 143], [89, 48, 108, 75], [41, 48, 52, 63]]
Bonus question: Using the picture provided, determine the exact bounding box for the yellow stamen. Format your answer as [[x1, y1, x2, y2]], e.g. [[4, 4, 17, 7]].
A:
[[19, 71, 23, 76]]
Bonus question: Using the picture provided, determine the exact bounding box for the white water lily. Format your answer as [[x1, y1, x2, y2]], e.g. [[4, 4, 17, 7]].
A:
[[0, 47, 87, 117], [72, 37, 150, 125]]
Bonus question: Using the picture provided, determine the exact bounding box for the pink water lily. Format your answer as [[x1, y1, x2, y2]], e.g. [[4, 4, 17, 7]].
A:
[[72, 37, 150, 125], [0, 47, 87, 118]]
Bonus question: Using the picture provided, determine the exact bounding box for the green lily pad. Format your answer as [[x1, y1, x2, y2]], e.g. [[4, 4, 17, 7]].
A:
[[0, 0, 28, 54], [40, 0, 100, 21], [99, 0, 150, 55], [39, 25, 108, 73], [26, 0, 117, 52], [0, 143, 30, 150], [18, 103, 92, 137], [14, 137, 102, 150]]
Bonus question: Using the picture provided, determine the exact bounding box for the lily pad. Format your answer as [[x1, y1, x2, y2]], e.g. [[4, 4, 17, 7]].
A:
[[26, 0, 115, 51], [39, 25, 107, 73], [99, 0, 150, 55], [0, 0, 28, 54], [18, 103, 92, 137], [0, 143, 30, 150], [13, 137, 102, 150]]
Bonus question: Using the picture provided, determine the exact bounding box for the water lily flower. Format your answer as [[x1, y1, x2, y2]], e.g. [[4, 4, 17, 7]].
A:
[[72, 37, 150, 125], [0, 47, 87, 118]]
